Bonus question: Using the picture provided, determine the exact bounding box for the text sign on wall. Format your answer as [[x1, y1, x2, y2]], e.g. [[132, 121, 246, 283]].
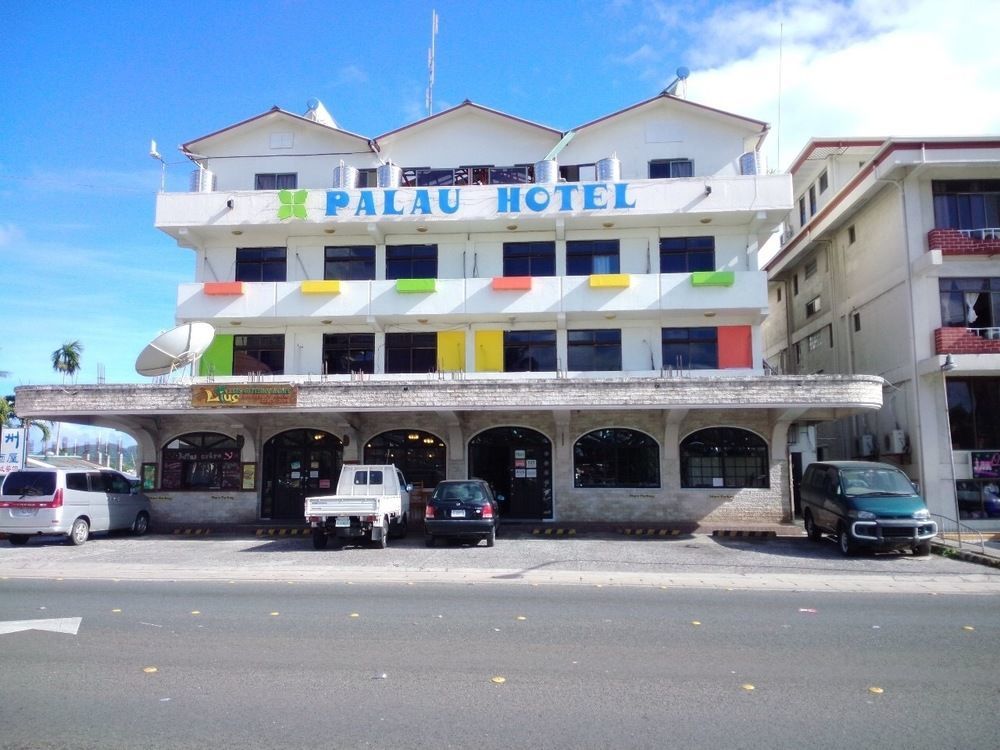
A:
[[192, 384, 298, 408], [326, 183, 637, 218], [1, 428, 27, 474]]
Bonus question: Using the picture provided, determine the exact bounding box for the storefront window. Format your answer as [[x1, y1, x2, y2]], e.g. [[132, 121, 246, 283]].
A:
[[680, 427, 769, 488], [161, 433, 240, 491], [364, 429, 446, 488], [946, 377, 1000, 450], [573, 428, 659, 488]]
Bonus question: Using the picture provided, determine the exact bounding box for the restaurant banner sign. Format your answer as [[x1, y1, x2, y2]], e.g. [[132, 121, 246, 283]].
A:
[[192, 384, 298, 408]]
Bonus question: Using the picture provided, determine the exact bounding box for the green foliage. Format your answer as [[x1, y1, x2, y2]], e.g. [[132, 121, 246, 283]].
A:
[[51, 340, 84, 383]]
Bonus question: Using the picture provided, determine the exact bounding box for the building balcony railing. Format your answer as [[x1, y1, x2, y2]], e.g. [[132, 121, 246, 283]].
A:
[[176, 272, 768, 326], [155, 175, 792, 243], [934, 326, 1000, 355], [927, 227, 1000, 256]]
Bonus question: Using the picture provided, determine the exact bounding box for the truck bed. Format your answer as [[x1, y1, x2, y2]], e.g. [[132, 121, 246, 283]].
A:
[[305, 495, 401, 517]]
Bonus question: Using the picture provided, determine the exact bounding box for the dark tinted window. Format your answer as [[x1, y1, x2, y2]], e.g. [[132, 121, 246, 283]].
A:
[[574, 429, 660, 488], [254, 173, 297, 190], [2, 471, 57, 496], [102, 471, 131, 494], [161, 433, 240, 491], [566, 240, 619, 275], [323, 333, 375, 374], [503, 242, 555, 277], [324, 246, 375, 281], [681, 428, 769, 488], [660, 237, 715, 273], [662, 327, 718, 369], [234, 334, 284, 375], [385, 332, 437, 373], [236, 247, 286, 282], [65, 473, 89, 491], [504, 330, 557, 372], [386, 245, 437, 279], [567, 329, 621, 371]]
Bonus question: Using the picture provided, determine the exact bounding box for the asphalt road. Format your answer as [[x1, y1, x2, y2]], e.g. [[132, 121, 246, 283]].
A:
[[0, 578, 997, 750]]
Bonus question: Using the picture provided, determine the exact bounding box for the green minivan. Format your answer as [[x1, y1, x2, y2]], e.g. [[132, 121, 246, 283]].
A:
[[800, 461, 938, 557]]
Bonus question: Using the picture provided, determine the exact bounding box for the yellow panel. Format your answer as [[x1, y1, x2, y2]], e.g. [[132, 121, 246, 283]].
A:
[[475, 330, 503, 372], [437, 331, 465, 372], [589, 274, 630, 288], [300, 280, 341, 294]]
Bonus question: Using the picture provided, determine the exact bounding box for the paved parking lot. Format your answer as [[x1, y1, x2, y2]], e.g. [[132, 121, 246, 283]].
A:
[[2, 529, 998, 594]]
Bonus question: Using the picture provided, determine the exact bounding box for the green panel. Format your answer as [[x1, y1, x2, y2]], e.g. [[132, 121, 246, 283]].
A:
[[395, 278, 437, 294], [199, 334, 234, 376], [690, 271, 735, 287]]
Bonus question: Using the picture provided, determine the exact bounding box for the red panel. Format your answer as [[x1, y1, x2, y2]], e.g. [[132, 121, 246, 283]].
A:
[[491, 276, 532, 291], [204, 282, 245, 296], [718, 326, 752, 369]]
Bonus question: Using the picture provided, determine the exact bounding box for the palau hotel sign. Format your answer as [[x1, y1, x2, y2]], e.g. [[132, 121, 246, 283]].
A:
[[325, 182, 638, 219]]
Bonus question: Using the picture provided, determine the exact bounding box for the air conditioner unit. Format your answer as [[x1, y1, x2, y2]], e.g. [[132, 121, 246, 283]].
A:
[[859, 433, 875, 457], [890, 430, 907, 454]]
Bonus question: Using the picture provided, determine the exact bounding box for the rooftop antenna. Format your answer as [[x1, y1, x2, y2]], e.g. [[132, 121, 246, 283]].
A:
[[425, 9, 439, 116], [662, 66, 690, 98]]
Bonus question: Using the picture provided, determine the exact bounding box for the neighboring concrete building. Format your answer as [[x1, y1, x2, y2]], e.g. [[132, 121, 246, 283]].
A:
[[16, 94, 881, 527], [763, 137, 1000, 529]]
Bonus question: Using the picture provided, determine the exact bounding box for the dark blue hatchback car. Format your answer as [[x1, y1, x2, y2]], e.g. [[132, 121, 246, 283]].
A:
[[424, 479, 499, 548]]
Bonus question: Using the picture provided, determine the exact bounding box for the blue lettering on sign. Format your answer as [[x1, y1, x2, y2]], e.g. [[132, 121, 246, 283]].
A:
[[324, 183, 635, 217], [3, 432, 18, 448]]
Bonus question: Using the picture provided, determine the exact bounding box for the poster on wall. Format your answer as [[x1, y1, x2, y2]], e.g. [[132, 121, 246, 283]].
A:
[[141, 463, 157, 491], [972, 452, 1000, 479], [241, 463, 256, 490]]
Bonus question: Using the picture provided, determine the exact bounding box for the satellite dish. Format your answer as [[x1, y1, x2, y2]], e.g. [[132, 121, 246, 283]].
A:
[[136, 322, 215, 377]]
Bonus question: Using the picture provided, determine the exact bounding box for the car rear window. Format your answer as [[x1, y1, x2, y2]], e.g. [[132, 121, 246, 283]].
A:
[[2, 471, 57, 496]]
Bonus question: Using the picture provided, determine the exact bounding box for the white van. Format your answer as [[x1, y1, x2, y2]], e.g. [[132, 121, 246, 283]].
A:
[[0, 468, 152, 546]]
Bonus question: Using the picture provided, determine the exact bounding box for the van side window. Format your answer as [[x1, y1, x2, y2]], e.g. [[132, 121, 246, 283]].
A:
[[66, 473, 89, 491], [101, 472, 131, 494]]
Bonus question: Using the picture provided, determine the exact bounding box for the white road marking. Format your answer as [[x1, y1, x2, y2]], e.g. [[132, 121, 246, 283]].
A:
[[0, 617, 82, 636]]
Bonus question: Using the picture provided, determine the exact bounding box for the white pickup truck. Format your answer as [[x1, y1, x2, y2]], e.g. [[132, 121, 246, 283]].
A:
[[304, 464, 412, 549]]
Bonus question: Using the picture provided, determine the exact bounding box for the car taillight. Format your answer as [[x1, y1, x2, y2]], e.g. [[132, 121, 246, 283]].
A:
[[481, 503, 493, 518], [424, 505, 435, 519], [44, 489, 64, 509]]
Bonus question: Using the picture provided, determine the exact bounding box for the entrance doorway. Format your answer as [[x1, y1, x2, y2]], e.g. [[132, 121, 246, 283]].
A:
[[261, 430, 342, 520], [469, 427, 552, 519], [364, 430, 447, 489]]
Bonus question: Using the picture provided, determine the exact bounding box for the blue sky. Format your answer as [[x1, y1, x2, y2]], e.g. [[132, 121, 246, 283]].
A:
[[3, 0, 999, 446]]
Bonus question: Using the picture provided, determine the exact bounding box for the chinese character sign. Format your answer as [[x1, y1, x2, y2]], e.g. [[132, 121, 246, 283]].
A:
[[1, 428, 27, 474]]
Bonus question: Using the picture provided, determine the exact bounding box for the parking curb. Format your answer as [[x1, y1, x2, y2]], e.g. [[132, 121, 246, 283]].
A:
[[712, 529, 778, 538]]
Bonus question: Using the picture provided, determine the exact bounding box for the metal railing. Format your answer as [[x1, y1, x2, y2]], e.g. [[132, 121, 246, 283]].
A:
[[958, 227, 1000, 241], [931, 513, 986, 554]]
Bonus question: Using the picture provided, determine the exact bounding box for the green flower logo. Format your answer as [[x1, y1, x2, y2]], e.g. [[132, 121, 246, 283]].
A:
[[278, 189, 308, 220]]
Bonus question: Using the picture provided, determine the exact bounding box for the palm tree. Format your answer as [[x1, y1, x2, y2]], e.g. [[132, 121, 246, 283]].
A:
[[51, 340, 84, 384]]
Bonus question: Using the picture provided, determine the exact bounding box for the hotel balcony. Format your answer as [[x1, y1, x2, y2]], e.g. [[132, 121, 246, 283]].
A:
[[176, 272, 768, 327], [155, 175, 792, 244], [927, 227, 1000, 257]]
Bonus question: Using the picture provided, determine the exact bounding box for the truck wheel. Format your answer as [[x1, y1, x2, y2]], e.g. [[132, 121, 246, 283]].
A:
[[377, 517, 389, 549], [312, 530, 329, 550], [391, 513, 409, 539], [8, 534, 29, 546]]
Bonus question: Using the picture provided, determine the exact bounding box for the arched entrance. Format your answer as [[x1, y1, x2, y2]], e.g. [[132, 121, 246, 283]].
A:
[[469, 427, 552, 519], [363, 430, 446, 489], [262, 429, 342, 520]]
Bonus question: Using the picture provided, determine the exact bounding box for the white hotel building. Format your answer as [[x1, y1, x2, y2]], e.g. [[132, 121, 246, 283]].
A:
[[15, 93, 882, 527]]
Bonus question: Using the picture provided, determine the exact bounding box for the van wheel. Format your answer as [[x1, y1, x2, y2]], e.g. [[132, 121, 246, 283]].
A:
[[804, 511, 822, 541], [838, 524, 856, 557], [312, 530, 329, 550], [132, 512, 150, 536], [69, 518, 90, 546], [8, 534, 29, 546], [913, 540, 931, 557]]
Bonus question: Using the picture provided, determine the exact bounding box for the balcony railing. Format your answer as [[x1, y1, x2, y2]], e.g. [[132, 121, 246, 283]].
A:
[[928, 227, 1000, 256]]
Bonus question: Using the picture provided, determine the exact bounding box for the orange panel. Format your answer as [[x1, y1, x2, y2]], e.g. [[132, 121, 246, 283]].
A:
[[203, 282, 246, 296], [718, 325, 752, 369], [491, 276, 532, 291]]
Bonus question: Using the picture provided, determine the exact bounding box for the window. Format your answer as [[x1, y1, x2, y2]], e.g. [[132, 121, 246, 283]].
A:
[[324, 246, 375, 280], [807, 329, 824, 351], [680, 427, 769, 488], [853, 312, 861, 332], [799, 197, 807, 227], [804, 258, 818, 279], [254, 173, 297, 190], [933, 180, 1000, 231], [649, 159, 694, 179], [662, 327, 718, 369], [659, 236, 715, 273], [385, 332, 437, 373], [574, 428, 659, 488], [363, 429, 446, 488], [793, 274, 799, 296], [946, 377, 1000, 450], [489, 165, 533, 184], [503, 330, 557, 372], [808, 185, 817, 215], [848, 225, 856, 244], [357, 168, 377, 187], [559, 163, 597, 182], [806, 296, 822, 317], [777, 287, 782, 302], [323, 333, 374, 374], [386, 244, 437, 279], [236, 247, 286, 282], [161, 433, 240, 491], [939, 278, 1000, 329], [233, 334, 284, 375], [567, 329, 621, 371], [65, 473, 90, 491], [566, 240, 619, 275], [503, 242, 555, 277], [818, 170, 829, 193]]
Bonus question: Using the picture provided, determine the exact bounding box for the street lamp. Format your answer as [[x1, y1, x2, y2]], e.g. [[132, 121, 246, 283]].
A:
[[940, 354, 961, 548]]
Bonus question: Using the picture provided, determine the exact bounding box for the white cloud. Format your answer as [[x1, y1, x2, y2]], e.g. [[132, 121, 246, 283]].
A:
[[0, 223, 24, 246], [623, 0, 1000, 168]]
